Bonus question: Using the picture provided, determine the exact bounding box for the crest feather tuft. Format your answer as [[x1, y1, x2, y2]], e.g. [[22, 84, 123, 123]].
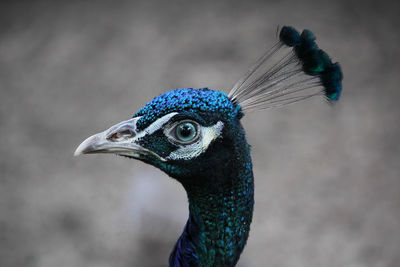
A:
[[228, 26, 343, 112]]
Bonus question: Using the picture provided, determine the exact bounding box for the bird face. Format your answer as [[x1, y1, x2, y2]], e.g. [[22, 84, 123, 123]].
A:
[[75, 88, 242, 182]]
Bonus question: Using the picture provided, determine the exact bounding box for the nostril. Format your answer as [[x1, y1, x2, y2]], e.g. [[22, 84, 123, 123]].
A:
[[108, 129, 135, 141], [110, 132, 120, 140]]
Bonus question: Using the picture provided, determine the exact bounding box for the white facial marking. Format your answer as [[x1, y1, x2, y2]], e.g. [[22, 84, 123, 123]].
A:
[[135, 112, 178, 140], [166, 121, 224, 160]]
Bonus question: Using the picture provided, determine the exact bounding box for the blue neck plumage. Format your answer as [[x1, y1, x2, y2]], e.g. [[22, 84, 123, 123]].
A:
[[169, 124, 254, 267]]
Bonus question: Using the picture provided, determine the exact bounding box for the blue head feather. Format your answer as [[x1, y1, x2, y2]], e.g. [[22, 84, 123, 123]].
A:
[[134, 88, 242, 130]]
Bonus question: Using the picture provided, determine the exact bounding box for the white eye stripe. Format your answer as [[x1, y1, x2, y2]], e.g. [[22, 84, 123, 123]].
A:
[[135, 112, 179, 140], [166, 121, 224, 160]]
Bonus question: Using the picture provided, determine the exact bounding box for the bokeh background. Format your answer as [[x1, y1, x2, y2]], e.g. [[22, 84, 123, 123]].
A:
[[1, 0, 399, 266]]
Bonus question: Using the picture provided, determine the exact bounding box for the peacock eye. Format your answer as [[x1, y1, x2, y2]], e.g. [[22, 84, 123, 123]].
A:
[[175, 122, 197, 142], [169, 121, 199, 144]]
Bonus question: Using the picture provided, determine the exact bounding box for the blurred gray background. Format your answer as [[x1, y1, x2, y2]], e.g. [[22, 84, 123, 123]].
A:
[[1, 0, 399, 266]]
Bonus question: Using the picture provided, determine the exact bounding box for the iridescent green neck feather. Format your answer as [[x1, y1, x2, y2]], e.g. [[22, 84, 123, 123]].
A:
[[169, 121, 254, 267]]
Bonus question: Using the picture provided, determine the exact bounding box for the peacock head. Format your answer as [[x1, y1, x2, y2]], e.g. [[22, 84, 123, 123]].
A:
[[74, 88, 244, 183], [75, 26, 343, 185]]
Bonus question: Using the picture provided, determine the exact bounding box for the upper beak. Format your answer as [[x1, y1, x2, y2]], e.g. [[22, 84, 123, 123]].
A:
[[74, 117, 165, 161]]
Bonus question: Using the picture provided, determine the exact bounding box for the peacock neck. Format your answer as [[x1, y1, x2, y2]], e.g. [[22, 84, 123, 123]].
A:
[[169, 129, 254, 267], [186, 178, 254, 267]]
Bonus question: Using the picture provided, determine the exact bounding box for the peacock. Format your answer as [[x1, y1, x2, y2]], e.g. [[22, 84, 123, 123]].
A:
[[74, 26, 342, 267]]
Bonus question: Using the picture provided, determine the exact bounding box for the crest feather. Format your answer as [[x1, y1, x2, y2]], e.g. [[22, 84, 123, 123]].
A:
[[228, 26, 343, 112]]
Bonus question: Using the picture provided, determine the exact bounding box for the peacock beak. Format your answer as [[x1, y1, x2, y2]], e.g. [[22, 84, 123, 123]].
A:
[[74, 117, 166, 161]]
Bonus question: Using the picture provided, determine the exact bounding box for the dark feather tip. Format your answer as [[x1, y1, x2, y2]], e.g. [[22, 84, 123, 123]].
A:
[[302, 49, 325, 75], [300, 29, 316, 43], [279, 26, 301, 47], [322, 62, 343, 101], [279, 26, 343, 101]]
